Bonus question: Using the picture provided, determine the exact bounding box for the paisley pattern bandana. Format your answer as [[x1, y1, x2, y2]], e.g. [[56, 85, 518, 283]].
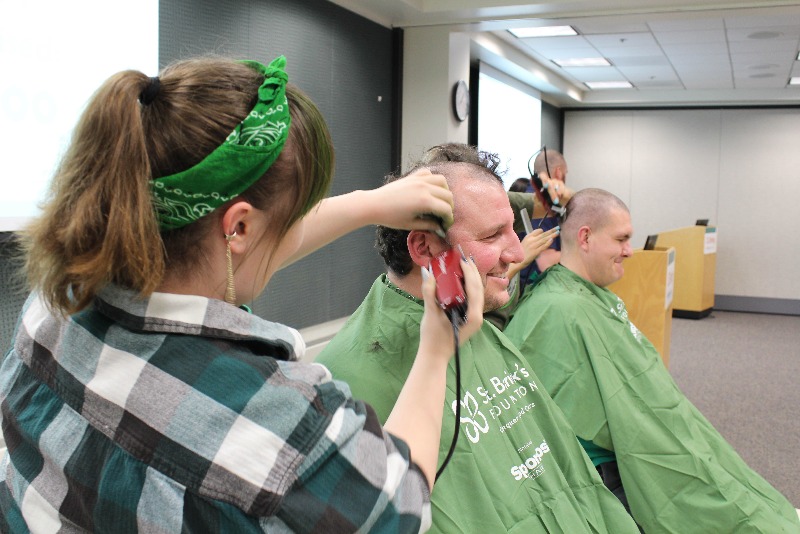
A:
[[151, 56, 291, 231]]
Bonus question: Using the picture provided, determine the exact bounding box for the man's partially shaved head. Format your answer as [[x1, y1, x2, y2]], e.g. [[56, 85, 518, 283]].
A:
[[561, 188, 629, 249]]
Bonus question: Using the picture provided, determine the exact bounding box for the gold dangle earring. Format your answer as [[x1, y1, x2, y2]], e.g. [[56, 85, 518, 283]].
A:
[[225, 232, 237, 305]]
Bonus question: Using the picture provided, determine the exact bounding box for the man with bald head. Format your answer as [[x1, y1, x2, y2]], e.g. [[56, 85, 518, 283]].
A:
[[317, 150, 639, 533], [504, 188, 800, 532]]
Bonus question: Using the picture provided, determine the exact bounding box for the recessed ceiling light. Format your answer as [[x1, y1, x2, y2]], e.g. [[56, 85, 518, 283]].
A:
[[749, 63, 779, 70], [789, 77, 800, 85], [749, 73, 776, 79], [796, 51, 800, 61], [553, 57, 611, 67], [747, 31, 782, 40], [585, 81, 633, 89], [509, 26, 578, 38]]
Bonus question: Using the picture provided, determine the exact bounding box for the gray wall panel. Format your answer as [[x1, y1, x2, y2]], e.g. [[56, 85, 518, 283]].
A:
[[159, 0, 393, 328], [541, 100, 563, 152]]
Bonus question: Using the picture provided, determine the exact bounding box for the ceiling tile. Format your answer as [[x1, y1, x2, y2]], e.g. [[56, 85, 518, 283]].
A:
[[667, 53, 730, 67], [673, 64, 732, 75], [723, 13, 800, 29], [648, 17, 724, 32], [733, 58, 795, 76], [611, 55, 671, 67], [730, 51, 793, 65], [728, 39, 799, 54], [652, 29, 726, 45], [733, 67, 792, 81], [673, 72, 732, 87], [572, 20, 650, 35], [615, 65, 679, 82], [584, 32, 656, 48], [726, 26, 800, 42], [594, 44, 664, 58], [635, 79, 684, 89], [683, 78, 734, 89], [660, 42, 729, 55], [734, 75, 788, 89]]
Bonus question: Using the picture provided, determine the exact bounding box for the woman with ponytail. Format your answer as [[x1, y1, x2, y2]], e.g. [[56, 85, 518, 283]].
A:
[[0, 55, 483, 532]]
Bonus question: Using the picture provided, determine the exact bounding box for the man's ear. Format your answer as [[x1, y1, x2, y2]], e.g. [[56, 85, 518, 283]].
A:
[[407, 230, 449, 268], [577, 226, 591, 251]]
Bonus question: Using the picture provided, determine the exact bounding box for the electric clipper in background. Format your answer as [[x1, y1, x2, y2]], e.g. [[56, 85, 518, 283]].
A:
[[527, 145, 565, 219], [430, 248, 468, 326], [530, 171, 566, 218]]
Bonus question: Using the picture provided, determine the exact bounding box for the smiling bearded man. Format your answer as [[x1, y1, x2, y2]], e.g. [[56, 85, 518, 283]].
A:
[[504, 187, 800, 533], [316, 148, 640, 534]]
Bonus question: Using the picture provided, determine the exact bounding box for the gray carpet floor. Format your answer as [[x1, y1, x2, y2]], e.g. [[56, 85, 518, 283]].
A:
[[669, 310, 800, 507]]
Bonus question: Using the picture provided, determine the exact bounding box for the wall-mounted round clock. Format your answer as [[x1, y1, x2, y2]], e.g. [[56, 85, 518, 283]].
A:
[[452, 80, 470, 122]]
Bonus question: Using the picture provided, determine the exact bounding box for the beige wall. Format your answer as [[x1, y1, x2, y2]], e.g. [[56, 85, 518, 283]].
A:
[[401, 26, 470, 169], [564, 108, 800, 301]]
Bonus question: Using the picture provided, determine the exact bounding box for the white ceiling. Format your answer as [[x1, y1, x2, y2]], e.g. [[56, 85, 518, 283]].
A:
[[328, 0, 800, 107]]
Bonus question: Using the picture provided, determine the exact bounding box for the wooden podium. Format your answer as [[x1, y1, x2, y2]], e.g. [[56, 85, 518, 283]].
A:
[[653, 225, 717, 319], [608, 247, 675, 366]]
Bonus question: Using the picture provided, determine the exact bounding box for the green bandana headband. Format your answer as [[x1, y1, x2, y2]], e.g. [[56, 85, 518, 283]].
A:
[[151, 56, 291, 231]]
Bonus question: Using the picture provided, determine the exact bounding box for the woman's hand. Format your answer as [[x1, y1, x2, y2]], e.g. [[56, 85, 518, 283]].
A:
[[521, 227, 559, 266], [363, 169, 454, 232], [418, 255, 484, 359], [539, 176, 573, 208], [506, 227, 559, 280]]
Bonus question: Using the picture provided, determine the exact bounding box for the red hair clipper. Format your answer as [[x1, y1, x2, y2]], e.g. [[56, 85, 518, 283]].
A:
[[430, 248, 468, 325]]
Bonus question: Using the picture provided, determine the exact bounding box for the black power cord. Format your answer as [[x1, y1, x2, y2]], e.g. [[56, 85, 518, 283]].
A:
[[435, 309, 463, 481]]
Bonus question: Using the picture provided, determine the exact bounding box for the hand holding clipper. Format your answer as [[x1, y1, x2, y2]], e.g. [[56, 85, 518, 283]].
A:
[[430, 246, 468, 326]]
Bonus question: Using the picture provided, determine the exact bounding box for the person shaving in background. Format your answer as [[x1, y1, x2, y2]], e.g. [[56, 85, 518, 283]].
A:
[[514, 148, 568, 294], [0, 54, 487, 532]]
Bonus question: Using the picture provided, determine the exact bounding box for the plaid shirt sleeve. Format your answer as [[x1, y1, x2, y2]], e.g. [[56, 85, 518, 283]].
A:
[[0, 291, 432, 533], [269, 388, 432, 532]]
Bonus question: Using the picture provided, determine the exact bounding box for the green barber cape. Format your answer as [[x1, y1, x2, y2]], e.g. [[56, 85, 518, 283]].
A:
[[504, 265, 800, 533], [317, 275, 639, 534]]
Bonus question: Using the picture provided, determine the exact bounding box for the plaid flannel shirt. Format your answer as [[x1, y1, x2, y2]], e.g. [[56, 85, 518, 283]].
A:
[[0, 286, 430, 533]]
